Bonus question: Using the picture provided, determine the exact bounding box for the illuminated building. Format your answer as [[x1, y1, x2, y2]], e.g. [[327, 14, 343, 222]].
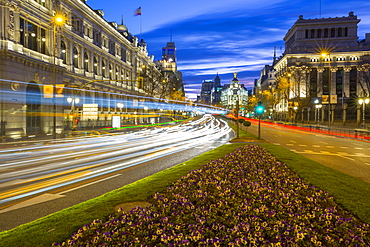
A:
[[155, 41, 184, 100], [267, 12, 370, 126], [220, 73, 248, 110], [0, 0, 169, 139]]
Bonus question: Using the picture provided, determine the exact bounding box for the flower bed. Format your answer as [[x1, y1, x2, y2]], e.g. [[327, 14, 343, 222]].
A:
[[54, 145, 370, 246]]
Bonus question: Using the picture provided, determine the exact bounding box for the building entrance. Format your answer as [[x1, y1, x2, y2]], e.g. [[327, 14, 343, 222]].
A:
[[26, 83, 42, 134]]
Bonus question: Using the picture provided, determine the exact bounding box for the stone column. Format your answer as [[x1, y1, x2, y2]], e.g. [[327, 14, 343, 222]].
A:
[[357, 104, 361, 127], [317, 68, 324, 97], [342, 103, 347, 125]]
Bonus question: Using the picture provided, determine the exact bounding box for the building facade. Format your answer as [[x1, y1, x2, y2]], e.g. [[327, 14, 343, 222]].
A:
[[220, 73, 248, 110], [264, 12, 370, 127], [0, 0, 170, 139], [198, 74, 223, 105], [155, 41, 184, 100]]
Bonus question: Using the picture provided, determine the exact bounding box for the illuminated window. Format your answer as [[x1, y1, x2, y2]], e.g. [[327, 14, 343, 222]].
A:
[[73, 46, 79, 68]]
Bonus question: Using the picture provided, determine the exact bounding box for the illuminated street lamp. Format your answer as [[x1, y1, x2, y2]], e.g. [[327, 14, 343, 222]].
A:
[[52, 14, 65, 138], [358, 97, 370, 129], [321, 52, 332, 128]]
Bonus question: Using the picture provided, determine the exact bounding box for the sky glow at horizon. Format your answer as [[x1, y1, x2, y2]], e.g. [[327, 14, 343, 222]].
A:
[[86, 0, 370, 100]]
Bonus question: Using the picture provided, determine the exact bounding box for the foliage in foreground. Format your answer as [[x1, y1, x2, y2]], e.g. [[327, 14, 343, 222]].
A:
[[54, 145, 370, 246]]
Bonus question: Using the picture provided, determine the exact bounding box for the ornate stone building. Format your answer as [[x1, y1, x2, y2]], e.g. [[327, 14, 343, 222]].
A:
[[220, 73, 248, 110], [272, 12, 370, 126], [0, 0, 166, 139]]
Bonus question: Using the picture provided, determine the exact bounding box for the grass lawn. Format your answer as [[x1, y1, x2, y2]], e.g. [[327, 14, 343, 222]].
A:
[[0, 123, 369, 246]]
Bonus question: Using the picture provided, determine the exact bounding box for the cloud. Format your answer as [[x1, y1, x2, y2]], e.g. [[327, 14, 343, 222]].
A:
[[88, 0, 370, 100]]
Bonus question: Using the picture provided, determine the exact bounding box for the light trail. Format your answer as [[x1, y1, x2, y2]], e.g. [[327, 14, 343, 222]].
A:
[[0, 115, 231, 205]]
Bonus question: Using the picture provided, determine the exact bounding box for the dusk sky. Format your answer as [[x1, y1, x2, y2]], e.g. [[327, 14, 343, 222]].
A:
[[86, 0, 370, 100]]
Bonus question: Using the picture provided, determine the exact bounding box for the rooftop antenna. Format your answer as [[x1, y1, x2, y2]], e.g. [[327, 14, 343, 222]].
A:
[[121, 15, 124, 25]]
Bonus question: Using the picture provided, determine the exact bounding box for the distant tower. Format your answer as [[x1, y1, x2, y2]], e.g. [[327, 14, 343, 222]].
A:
[[162, 42, 176, 62]]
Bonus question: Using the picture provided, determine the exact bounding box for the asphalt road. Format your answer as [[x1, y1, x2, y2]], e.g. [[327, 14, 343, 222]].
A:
[[247, 121, 370, 184], [0, 115, 233, 231]]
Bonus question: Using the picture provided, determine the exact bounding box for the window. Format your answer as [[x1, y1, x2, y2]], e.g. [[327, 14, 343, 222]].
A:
[[109, 64, 113, 79], [93, 56, 98, 75], [309, 68, 317, 97], [102, 60, 106, 77], [71, 15, 83, 35], [93, 29, 101, 47], [73, 46, 79, 68], [336, 68, 343, 98], [322, 68, 329, 95], [19, 18, 47, 54], [121, 48, 126, 62], [331, 28, 335, 37], [84, 52, 89, 71], [32, 0, 48, 8], [60, 41, 67, 64], [338, 28, 342, 37], [109, 41, 115, 55], [324, 28, 328, 38], [349, 69, 357, 97]]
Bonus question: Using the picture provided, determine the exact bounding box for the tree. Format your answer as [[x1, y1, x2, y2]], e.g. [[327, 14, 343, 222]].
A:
[[275, 65, 317, 122]]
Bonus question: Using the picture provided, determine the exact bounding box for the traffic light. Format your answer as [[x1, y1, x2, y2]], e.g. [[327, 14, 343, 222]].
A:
[[255, 102, 264, 115]]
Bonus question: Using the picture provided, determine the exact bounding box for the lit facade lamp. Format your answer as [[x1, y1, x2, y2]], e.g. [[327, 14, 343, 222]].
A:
[[358, 97, 370, 129], [52, 13, 65, 138]]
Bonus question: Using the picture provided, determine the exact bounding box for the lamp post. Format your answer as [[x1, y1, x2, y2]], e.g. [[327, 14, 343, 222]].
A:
[[321, 52, 331, 128], [358, 98, 370, 129], [52, 14, 65, 138], [316, 104, 323, 125]]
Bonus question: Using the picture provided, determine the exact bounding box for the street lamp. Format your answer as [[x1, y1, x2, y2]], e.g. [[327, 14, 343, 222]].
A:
[[321, 52, 332, 128], [52, 14, 65, 138], [358, 97, 370, 129]]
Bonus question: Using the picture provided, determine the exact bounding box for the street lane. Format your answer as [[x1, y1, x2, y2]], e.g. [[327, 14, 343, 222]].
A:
[[247, 121, 370, 183], [0, 115, 232, 217]]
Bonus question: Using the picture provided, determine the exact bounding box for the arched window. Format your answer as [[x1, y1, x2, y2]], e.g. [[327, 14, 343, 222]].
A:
[[93, 56, 98, 75], [109, 64, 114, 79], [102, 60, 106, 77], [60, 41, 67, 64], [84, 52, 89, 72], [73, 46, 79, 68], [344, 27, 348, 37]]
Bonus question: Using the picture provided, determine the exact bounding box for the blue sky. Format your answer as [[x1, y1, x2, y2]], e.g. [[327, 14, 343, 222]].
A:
[[86, 0, 370, 100]]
